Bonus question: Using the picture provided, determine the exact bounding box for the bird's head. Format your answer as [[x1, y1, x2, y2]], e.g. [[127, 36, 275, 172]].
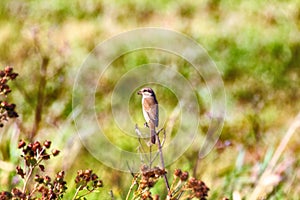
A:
[[137, 87, 155, 98]]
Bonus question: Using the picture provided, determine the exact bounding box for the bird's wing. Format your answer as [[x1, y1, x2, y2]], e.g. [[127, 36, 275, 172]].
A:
[[143, 98, 159, 127]]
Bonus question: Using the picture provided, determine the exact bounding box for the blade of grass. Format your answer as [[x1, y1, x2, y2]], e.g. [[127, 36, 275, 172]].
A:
[[250, 112, 300, 199]]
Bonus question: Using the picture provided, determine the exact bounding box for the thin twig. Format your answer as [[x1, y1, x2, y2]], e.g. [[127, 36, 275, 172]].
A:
[[156, 128, 166, 143], [72, 187, 80, 200], [156, 128, 171, 193], [135, 125, 150, 164], [75, 187, 98, 199], [22, 166, 34, 193], [149, 128, 166, 167], [71, 187, 82, 200], [170, 180, 185, 199], [109, 190, 115, 200], [126, 161, 135, 177], [28, 183, 38, 198], [22, 148, 46, 193], [169, 176, 178, 195], [135, 125, 171, 193]]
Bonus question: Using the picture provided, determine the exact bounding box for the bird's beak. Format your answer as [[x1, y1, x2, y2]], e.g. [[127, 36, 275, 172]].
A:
[[137, 90, 142, 95]]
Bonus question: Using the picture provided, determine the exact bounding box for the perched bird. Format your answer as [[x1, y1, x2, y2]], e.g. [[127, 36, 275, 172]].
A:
[[137, 87, 159, 144]]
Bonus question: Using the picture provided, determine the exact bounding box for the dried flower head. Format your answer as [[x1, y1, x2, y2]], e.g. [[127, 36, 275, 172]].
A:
[[168, 169, 210, 200], [75, 169, 103, 195], [174, 169, 182, 177], [0, 66, 18, 127], [180, 171, 189, 181], [186, 177, 210, 199]]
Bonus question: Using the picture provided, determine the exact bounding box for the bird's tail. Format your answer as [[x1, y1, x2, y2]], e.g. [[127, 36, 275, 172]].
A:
[[149, 122, 156, 144]]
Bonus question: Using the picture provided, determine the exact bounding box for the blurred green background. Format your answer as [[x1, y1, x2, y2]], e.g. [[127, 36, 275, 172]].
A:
[[0, 0, 300, 199]]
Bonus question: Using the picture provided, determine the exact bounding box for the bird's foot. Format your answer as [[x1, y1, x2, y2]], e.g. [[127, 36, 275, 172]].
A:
[[146, 140, 154, 147], [144, 122, 149, 128]]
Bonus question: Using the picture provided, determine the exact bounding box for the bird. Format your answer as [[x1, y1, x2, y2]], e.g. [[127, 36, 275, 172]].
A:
[[137, 87, 159, 144]]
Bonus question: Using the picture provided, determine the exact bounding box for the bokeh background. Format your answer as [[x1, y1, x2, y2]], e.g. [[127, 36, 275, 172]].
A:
[[0, 0, 300, 199]]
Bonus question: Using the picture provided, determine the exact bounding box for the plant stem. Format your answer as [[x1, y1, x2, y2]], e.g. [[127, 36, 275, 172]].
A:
[[31, 56, 49, 140], [156, 132, 171, 194], [170, 181, 185, 198], [126, 175, 138, 200], [76, 189, 95, 199], [22, 166, 34, 193], [22, 150, 45, 194], [71, 187, 81, 200], [109, 190, 115, 200]]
